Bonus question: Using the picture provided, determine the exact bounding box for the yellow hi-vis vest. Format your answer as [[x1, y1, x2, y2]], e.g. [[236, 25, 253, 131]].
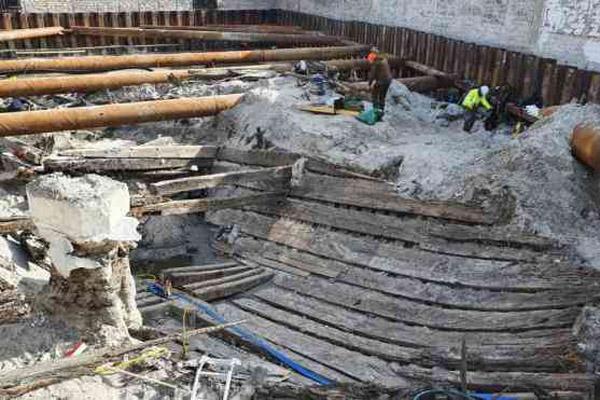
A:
[[462, 88, 492, 111]]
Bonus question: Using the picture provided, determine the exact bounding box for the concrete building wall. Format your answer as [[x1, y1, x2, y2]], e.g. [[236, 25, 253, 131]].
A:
[[275, 0, 600, 71]]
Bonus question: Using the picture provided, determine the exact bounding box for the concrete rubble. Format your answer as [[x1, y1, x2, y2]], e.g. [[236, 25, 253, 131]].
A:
[[26, 173, 142, 345]]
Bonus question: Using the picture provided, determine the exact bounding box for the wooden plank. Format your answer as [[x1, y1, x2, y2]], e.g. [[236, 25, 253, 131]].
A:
[[44, 157, 212, 173], [274, 274, 579, 331], [253, 286, 576, 367], [161, 261, 239, 275], [215, 302, 408, 388], [233, 296, 573, 372], [233, 236, 345, 278], [151, 165, 292, 195], [187, 309, 356, 385], [168, 265, 252, 286], [58, 145, 218, 159], [215, 148, 378, 180], [290, 172, 496, 224], [237, 254, 310, 277], [245, 197, 556, 260], [184, 268, 265, 291], [132, 192, 285, 216], [192, 270, 273, 301], [233, 234, 589, 311], [0, 218, 33, 234], [206, 210, 598, 291], [215, 302, 592, 392]]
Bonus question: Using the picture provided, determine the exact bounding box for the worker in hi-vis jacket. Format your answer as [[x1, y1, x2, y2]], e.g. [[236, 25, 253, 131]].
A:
[[461, 85, 492, 132]]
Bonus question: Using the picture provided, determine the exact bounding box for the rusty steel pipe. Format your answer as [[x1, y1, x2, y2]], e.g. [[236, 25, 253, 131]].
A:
[[0, 45, 368, 73], [0, 57, 395, 98], [345, 75, 447, 94], [404, 60, 457, 81], [0, 26, 64, 42], [0, 94, 242, 137], [572, 124, 600, 171], [140, 24, 307, 34], [0, 69, 193, 97], [324, 57, 403, 71], [71, 26, 341, 46]]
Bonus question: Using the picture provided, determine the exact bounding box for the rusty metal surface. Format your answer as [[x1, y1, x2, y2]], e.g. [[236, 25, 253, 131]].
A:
[[0, 69, 193, 97], [71, 26, 342, 46], [0, 94, 243, 137], [0, 45, 368, 73], [344, 75, 444, 94], [139, 24, 307, 34], [572, 124, 600, 171], [0, 26, 64, 42]]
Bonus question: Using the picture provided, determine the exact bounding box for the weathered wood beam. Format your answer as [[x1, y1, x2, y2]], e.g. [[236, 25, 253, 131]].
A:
[[131, 192, 285, 216], [151, 165, 292, 195], [187, 269, 274, 301], [215, 148, 383, 181], [0, 218, 34, 234], [0, 94, 242, 137], [167, 265, 253, 286], [43, 157, 213, 173], [290, 171, 495, 224], [244, 197, 556, 261], [59, 146, 217, 160]]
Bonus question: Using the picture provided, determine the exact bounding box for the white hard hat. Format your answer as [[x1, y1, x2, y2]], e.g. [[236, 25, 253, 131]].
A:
[[480, 85, 490, 96]]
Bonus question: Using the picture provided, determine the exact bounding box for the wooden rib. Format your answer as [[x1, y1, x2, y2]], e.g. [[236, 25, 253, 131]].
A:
[[274, 275, 579, 331], [187, 310, 356, 384], [253, 286, 574, 348], [167, 265, 252, 286], [215, 302, 593, 392], [151, 165, 292, 195], [240, 237, 594, 311], [233, 295, 576, 372], [207, 209, 600, 291], [215, 302, 408, 388]]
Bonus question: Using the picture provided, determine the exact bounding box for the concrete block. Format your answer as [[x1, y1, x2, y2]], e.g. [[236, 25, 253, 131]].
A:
[[27, 174, 140, 277], [27, 173, 140, 244]]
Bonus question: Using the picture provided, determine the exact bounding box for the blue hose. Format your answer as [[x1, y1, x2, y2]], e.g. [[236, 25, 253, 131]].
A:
[[147, 283, 333, 386]]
